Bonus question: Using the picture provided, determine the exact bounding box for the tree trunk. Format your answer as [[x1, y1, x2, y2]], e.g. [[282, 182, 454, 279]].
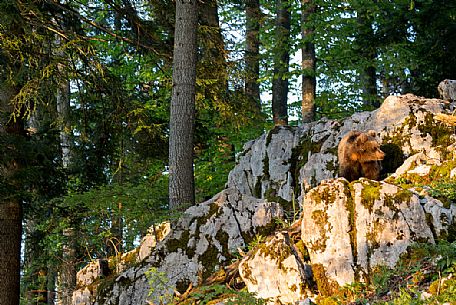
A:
[[56, 68, 71, 169], [357, 5, 379, 108], [198, 0, 228, 103], [245, 0, 261, 111], [0, 87, 24, 305], [0, 201, 22, 305], [271, 0, 291, 126], [301, 0, 316, 123], [169, 0, 198, 210], [108, 12, 124, 258], [55, 33, 77, 304], [59, 228, 76, 305], [47, 266, 56, 305]]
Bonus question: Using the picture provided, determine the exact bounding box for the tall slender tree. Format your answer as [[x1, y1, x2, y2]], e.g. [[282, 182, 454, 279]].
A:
[[169, 0, 198, 210], [271, 0, 291, 126], [0, 4, 26, 303], [301, 0, 316, 123], [245, 0, 261, 111], [357, 2, 379, 108], [0, 84, 24, 305], [198, 0, 228, 104], [56, 47, 76, 305]]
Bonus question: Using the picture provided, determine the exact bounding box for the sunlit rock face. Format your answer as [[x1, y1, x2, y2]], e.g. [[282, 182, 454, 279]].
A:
[[72, 188, 283, 305], [238, 178, 456, 302], [74, 93, 456, 305], [228, 94, 455, 205], [239, 231, 313, 304], [301, 179, 438, 292], [438, 79, 456, 100]]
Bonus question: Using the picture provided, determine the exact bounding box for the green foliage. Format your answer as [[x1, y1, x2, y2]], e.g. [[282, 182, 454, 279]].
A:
[[172, 284, 266, 305], [427, 182, 456, 207], [435, 242, 456, 276], [194, 121, 266, 202], [247, 234, 266, 252], [41, 167, 170, 260]]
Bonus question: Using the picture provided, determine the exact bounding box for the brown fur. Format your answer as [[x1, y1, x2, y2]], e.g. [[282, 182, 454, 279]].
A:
[[338, 130, 385, 181]]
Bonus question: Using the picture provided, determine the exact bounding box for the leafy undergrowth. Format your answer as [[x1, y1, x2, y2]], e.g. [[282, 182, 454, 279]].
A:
[[317, 241, 456, 305], [172, 284, 265, 305], [162, 241, 456, 305]]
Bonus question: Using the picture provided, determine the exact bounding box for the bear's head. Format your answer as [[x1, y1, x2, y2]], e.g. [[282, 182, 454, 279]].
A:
[[351, 131, 385, 163]]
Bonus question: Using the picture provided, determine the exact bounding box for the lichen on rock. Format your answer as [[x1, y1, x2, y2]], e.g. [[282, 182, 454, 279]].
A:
[[239, 231, 313, 304]]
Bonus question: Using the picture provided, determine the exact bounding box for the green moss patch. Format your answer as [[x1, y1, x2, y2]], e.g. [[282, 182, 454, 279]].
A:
[[360, 181, 381, 213], [312, 264, 340, 296]]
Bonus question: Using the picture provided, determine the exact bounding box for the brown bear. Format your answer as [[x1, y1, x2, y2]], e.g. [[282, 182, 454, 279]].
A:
[[338, 130, 385, 181]]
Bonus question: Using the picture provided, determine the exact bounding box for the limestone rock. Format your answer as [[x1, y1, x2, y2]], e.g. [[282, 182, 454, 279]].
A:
[[301, 178, 443, 291], [423, 196, 456, 238], [138, 222, 171, 262], [73, 188, 283, 305], [76, 259, 109, 288], [392, 152, 433, 177], [438, 79, 456, 101], [239, 231, 312, 304], [227, 94, 455, 208], [72, 287, 93, 305]]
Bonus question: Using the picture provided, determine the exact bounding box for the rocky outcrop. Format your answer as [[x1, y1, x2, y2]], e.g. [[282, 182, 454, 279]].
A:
[[73, 94, 456, 305], [302, 179, 438, 293], [227, 94, 455, 206], [438, 79, 456, 101], [73, 188, 283, 304], [232, 94, 456, 303], [239, 230, 313, 304]]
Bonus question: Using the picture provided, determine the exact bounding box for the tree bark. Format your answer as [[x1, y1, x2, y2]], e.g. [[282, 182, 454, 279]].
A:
[[169, 0, 198, 210], [54, 31, 78, 304], [198, 0, 228, 102], [357, 5, 379, 108], [0, 201, 22, 305], [245, 0, 261, 111], [0, 86, 23, 305], [56, 67, 71, 169], [59, 228, 76, 305], [301, 0, 316, 123], [271, 0, 291, 126]]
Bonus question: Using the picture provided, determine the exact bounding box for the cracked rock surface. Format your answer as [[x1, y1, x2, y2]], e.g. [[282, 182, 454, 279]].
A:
[[228, 94, 455, 205], [301, 178, 445, 292], [73, 188, 283, 305]]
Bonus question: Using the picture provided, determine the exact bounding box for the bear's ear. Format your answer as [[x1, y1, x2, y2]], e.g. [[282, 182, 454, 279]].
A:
[[350, 152, 359, 161], [367, 130, 377, 137], [347, 131, 360, 142], [356, 133, 368, 144]]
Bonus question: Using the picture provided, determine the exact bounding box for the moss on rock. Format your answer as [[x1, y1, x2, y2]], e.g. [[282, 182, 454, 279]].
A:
[[311, 264, 340, 296]]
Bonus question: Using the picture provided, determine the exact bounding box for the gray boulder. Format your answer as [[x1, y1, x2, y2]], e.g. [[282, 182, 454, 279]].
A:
[[72, 188, 283, 305]]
